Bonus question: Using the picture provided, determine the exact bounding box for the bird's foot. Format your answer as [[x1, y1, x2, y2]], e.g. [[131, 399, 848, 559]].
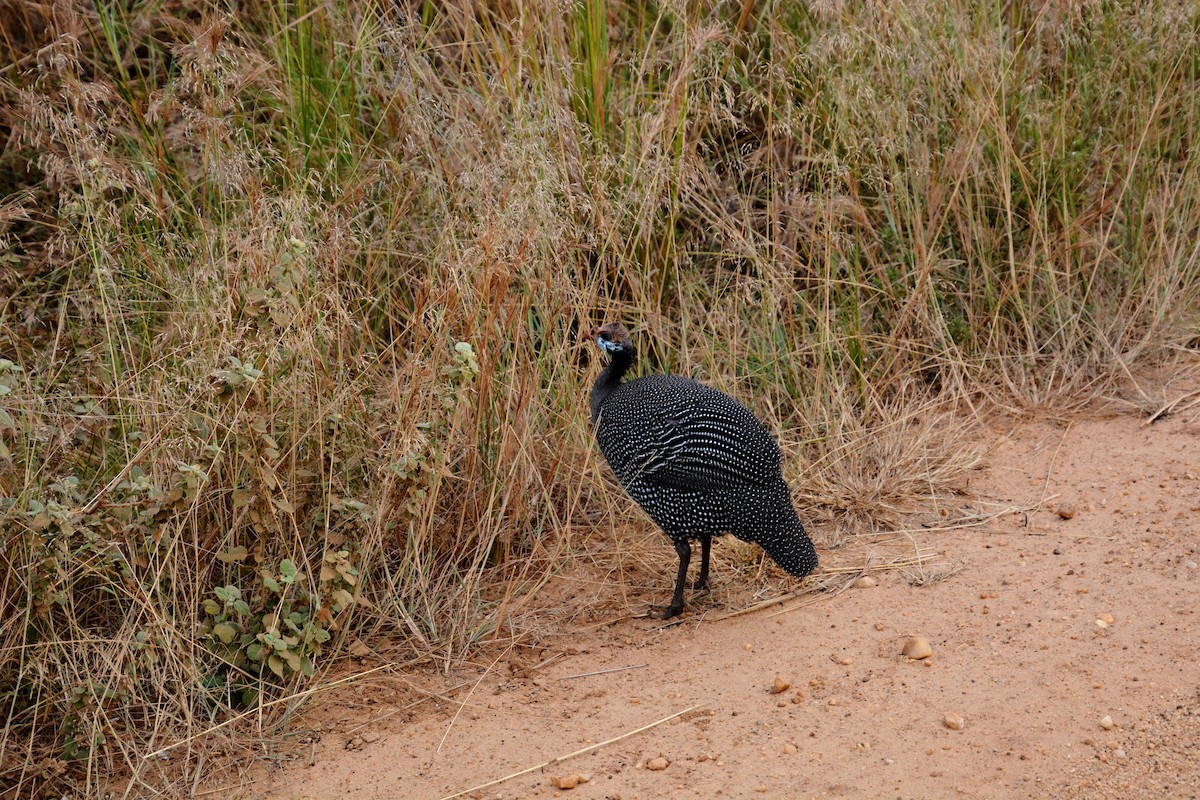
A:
[[692, 578, 710, 592], [648, 602, 684, 620]]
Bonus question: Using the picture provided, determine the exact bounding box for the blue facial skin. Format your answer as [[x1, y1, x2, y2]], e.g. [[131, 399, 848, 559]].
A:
[[597, 336, 622, 352]]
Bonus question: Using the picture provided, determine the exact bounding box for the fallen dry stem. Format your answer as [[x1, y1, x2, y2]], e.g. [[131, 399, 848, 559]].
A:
[[523, 652, 566, 675], [857, 502, 1056, 538], [705, 540, 949, 623], [399, 678, 472, 711], [817, 552, 942, 577], [341, 677, 477, 736], [194, 778, 262, 798], [1143, 389, 1200, 425], [561, 663, 649, 680], [436, 641, 517, 753], [1037, 423, 1074, 508], [708, 582, 838, 623], [435, 704, 705, 800]]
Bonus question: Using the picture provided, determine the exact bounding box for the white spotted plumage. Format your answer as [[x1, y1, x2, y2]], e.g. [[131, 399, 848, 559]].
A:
[[588, 322, 818, 618]]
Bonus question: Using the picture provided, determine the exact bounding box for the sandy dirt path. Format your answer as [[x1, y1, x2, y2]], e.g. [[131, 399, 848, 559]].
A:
[[253, 399, 1200, 800]]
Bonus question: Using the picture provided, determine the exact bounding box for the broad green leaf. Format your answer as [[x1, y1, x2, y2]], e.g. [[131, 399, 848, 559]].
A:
[[212, 623, 237, 644]]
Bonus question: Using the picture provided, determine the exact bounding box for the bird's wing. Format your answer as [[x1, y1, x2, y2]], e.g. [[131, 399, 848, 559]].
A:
[[635, 391, 780, 493]]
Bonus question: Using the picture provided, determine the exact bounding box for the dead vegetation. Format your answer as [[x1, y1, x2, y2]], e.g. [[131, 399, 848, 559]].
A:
[[0, 0, 1198, 796]]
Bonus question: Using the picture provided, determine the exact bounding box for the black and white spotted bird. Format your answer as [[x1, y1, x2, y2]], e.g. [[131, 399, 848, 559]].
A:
[[588, 322, 818, 619]]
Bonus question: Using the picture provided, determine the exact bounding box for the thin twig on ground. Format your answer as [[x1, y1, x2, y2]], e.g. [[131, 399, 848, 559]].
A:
[[437, 641, 517, 753], [1025, 580, 1062, 602], [1143, 388, 1200, 425], [1037, 423, 1073, 508], [435, 704, 705, 800], [561, 663, 648, 680]]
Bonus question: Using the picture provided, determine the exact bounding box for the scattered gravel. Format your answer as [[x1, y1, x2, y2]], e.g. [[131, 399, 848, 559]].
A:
[[1047, 704, 1200, 799]]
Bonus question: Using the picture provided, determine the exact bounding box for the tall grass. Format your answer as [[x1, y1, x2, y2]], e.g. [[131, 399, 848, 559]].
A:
[[1, 0, 1197, 795]]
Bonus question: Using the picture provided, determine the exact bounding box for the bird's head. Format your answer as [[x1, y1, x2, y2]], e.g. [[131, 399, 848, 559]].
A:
[[590, 322, 633, 355]]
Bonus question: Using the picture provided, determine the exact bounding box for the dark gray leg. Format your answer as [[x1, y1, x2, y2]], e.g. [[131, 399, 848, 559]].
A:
[[651, 538, 691, 619], [693, 534, 712, 592]]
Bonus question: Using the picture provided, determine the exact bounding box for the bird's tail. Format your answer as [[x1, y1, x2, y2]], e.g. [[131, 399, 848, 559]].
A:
[[757, 517, 819, 578], [731, 481, 818, 578]]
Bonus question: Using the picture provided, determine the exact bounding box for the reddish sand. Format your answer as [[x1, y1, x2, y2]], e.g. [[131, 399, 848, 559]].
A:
[[249, 386, 1200, 800]]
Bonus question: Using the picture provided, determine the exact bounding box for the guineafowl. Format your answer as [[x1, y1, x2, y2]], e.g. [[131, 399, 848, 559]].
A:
[[588, 322, 818, 619]]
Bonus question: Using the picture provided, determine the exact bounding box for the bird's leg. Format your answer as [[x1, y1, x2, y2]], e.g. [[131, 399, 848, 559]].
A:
[[650, 538, 691, 619], [693, 534, 712, 592]]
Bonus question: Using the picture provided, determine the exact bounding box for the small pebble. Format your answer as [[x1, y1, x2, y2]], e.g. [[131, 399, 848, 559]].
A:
[[853, 576, 877, 589], [773, 675, 791, 694], [944, 712, 965, 730], [837, 656, 853, 666], [754, 786, 767, 793], [902, 637, 933, 659], [790, 691, 805, 705], [647, 757, 669, 771], [783, 742, 797, 755], [1100, 715, 1115, 731], [1057, 504, 1076, 520], [1095, 619, 1108, 630], [1098, 613, 1115, 625], [551, 775, 580, 790]]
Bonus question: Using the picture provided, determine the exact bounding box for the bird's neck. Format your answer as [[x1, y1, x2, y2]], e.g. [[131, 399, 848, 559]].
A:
[[590, 347, 635, 424]]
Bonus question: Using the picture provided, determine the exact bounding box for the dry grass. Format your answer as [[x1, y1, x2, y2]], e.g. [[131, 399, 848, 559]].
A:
[[0, 0, 1198, 796]]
